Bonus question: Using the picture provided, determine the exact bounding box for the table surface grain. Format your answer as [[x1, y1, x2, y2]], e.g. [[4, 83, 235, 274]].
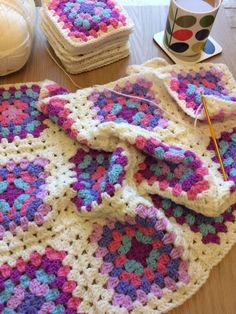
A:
[[1, 5, 236, 314]]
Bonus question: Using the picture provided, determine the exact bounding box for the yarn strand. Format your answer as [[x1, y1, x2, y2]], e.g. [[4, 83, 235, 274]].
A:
[[45, 44, 83, 89]]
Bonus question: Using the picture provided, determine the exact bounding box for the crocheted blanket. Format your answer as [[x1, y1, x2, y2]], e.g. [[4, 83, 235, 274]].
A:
[[0, 59, 236, 314]]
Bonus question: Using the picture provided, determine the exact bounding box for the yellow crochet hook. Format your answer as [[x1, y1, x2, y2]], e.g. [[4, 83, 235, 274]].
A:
[[201, 95, 228, 182]]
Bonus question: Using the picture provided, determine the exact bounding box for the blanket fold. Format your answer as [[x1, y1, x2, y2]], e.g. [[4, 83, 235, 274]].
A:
[[37, 68, 236, 217]]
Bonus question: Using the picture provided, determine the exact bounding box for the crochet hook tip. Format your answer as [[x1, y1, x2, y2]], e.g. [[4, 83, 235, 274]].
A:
[[201, 95, 228, 182]]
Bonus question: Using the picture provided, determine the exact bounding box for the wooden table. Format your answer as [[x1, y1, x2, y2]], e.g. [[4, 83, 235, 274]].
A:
[[1, 5, 236, 314]]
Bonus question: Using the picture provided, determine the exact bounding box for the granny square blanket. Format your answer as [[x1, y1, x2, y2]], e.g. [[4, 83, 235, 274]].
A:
[[0, 59, 236, 314]]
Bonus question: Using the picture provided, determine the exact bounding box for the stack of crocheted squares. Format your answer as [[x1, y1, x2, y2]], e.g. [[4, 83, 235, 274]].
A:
[[41, 0, 134, 74]]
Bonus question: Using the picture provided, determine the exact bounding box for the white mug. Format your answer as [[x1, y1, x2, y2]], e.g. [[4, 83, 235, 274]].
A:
[[164, 0, 222, 57]]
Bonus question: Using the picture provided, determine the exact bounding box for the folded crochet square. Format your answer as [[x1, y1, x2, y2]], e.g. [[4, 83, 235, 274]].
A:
[[38, 72, 186, 147], [133, 128, 236, 216], [160, 63, 236, 121]]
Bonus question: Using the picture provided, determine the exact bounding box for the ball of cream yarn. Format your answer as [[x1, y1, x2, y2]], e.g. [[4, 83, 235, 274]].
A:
[[0, 0, 35, 76]]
